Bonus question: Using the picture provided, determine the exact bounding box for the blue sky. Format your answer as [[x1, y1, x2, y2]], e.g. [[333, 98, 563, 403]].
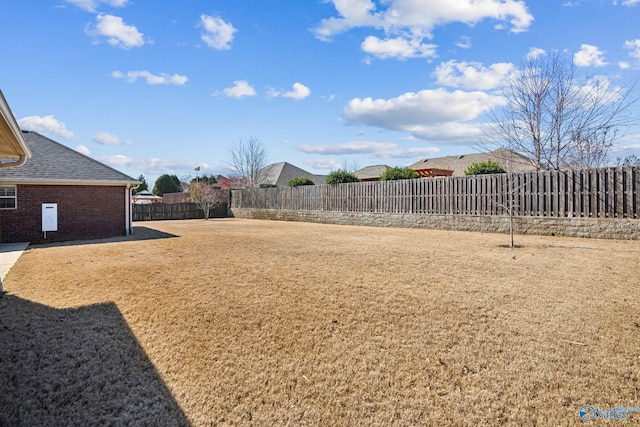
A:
[[2, 0, 640, 185]]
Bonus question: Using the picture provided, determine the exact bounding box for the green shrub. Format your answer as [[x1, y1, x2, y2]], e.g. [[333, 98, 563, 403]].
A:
[[288, 177, 315, 187], [464, 160, 506, 175], [258, 183, 277, 188], [326, 170, 360, 184], [380, 167, 419, 181]]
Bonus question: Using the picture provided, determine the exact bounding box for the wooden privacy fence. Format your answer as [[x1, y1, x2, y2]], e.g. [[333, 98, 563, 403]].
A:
[[133, 202, 228, 221], [231, 167, 640, 218]]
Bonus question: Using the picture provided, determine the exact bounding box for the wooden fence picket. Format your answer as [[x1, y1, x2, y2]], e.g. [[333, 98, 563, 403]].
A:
[[230, 167, 640, 219]]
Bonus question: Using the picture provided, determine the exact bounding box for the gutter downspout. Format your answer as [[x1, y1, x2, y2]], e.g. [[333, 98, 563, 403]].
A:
[[125, 183, 140, 236], [0, 155, 29, 170]]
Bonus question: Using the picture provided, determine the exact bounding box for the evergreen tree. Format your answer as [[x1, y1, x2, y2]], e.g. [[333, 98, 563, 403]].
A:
[[153, 174, 181, 195], [132, 174, 148, 195], [380, 167, 418, 181]]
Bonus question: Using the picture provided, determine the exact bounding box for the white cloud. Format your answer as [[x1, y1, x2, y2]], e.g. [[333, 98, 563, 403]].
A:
[[434, 60, 515, 90], [75, 144, 91, 156], [97, 155, 211, 176], [200, 14, 236, 50], [526, 47, 546, 59], [87, 14, 144, 49], [344, 88, 506, 142], [313, 0, 382, 41], [361, 36, 437, 60], [385, 146, 440, 158], [575, 76, 624, 106], [266, 83, 311, 100], [299, 141, 398, 155], [93, 131, 133, 145], [611, 135, 640, 152], [283, 83, 311, 100], [624, 39, 640, 59], [304, 159, 344, 170], [299, 141, 440, 159], [574, 44, 608, 67], [221, 80, 256, 98], [621, 0, 640, 5], [18, 115, 76, 139], [405, 122, 496, 142], [314, 0, 534, 42], [112, 70, 188, 85], [619, 61, 631, 69], [456, 36, 472, 49], [99, 154, 133, 166], [65, 0, 128, 12]]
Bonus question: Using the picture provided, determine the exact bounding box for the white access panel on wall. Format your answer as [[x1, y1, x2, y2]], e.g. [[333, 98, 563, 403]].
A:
[[42, 203, 58, 232]]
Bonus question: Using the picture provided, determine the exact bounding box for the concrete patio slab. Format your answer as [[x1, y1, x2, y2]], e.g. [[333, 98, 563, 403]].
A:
[[1, 242, 29, 282]]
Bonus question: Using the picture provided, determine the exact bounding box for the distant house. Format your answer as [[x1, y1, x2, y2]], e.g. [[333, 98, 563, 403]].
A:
[[0, 131, 139, 244], [132, 190, 163, 204], [257, 162, 326, 187], [412, 168, 454, 178], [353, 165, 391, 181], [409, 148, 536, 177]]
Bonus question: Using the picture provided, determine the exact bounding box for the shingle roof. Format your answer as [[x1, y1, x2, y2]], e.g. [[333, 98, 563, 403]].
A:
[[0, 131, 138, 185], [408, 148, 537, 176], [257, 162, 326, 186], [353, 165, 390, 180]]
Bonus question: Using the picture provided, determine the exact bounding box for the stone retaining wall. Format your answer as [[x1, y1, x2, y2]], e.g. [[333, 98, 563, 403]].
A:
[[230, 208, 640, 240]]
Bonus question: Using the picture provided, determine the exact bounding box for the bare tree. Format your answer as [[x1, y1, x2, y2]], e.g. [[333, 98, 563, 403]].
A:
[[615, 154, 640, 167], [178, 174, 192, 192], [188, 181, 227, 219], [229, 136, 267, 188], [490, 51, 635, 170]]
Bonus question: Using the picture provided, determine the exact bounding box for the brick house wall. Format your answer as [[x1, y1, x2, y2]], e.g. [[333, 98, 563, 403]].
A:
[[0, 184, 127, 244]]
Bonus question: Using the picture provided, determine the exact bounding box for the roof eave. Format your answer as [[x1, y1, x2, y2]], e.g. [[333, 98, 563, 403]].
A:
[[0, 90, 32, 160], [0, 178, 141, 186]]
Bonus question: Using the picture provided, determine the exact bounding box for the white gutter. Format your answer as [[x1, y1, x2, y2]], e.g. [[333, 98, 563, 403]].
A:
[[0, 90, 31, 164], [0, 155, 28, 171]]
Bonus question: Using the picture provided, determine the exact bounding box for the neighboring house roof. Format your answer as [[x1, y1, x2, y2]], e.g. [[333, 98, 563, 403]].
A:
[[0, 131, 139, 185], [409, 148, 537, 176], [354, 165, 391, 181], [0, 90, 31, 164], [257, 162, 326, 186], [133, 190, 162, 200], [132, 191, 163, 204]]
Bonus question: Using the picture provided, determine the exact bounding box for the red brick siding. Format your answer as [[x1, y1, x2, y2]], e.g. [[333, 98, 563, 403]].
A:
[[0, 185, 127, 244]]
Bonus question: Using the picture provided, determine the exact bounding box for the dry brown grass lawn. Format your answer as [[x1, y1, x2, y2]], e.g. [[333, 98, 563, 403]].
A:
[[2, 218, 640, 426]]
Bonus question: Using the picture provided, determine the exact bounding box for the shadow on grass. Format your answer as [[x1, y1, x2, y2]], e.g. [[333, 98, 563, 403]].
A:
[[0, 295, 190, 426], [30, 226, 179, 249]]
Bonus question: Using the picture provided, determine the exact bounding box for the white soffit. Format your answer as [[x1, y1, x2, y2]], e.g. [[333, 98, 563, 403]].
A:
[[0, 90, 31, 160]]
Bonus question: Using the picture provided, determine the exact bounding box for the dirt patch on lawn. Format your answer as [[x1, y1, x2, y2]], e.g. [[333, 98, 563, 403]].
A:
[[2, 219, 640, 426]]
